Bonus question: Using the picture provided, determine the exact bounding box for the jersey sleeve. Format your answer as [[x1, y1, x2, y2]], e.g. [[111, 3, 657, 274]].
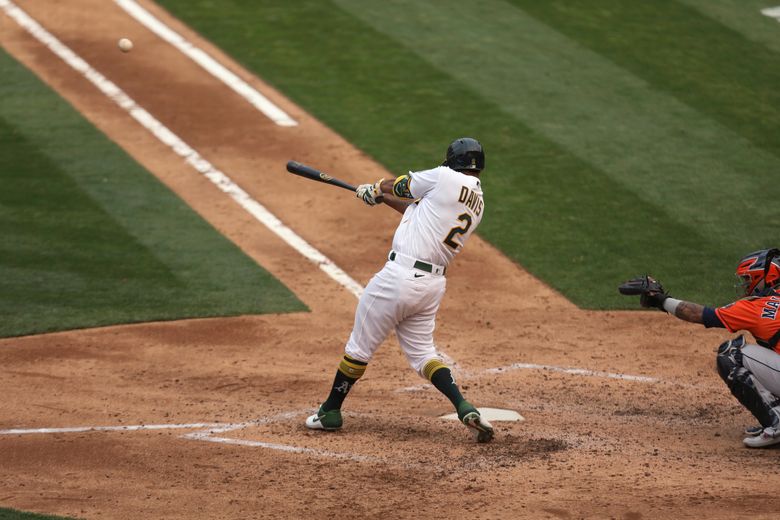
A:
[[407, 167, 441, 199], [715, 299, 760, 333], [702, 307, 725, 329]]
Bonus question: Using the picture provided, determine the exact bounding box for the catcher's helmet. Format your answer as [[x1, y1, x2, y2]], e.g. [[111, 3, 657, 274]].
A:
[[735, 248, 780, 297], [443, 137, 484, 172]]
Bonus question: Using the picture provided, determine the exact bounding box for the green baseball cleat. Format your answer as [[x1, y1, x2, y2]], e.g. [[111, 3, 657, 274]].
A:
[[458, 401, 494, 443], [305, 405, 343, 431]]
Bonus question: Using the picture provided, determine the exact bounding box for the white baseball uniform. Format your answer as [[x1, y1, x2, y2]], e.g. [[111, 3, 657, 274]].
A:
[[344, 165, 484, 374]]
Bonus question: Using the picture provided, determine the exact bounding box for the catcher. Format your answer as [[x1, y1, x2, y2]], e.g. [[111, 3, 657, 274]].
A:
[[619, 248, 780, 448]]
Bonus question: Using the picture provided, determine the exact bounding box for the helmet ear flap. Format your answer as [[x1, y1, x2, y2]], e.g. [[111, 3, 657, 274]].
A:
[[763, 249, 780, 293], [764, 249, 780, 272]]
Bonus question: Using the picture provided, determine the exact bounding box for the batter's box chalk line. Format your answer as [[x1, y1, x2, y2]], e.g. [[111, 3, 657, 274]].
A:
[[0, 406, 527, 464], [0, 410, 384, 462], [396, 361, 714, 393]]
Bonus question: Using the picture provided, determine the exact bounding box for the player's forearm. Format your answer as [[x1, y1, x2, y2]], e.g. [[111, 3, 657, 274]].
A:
[[381, 195, 413, 215], [663, 298, 705, 324], [379, 178, 396, 195]]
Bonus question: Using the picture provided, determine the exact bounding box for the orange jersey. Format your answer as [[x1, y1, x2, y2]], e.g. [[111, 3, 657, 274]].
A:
[[715, 294, 780, 353]]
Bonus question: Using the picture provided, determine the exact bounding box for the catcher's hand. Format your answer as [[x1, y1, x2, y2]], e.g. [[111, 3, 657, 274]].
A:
[[618, 275, 669, 310], [355, 179, 384, 206]]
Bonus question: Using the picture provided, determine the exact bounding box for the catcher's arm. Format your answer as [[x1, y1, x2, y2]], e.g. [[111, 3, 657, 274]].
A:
[[618, 275, 705, 323], [671, 301, 705, 323]]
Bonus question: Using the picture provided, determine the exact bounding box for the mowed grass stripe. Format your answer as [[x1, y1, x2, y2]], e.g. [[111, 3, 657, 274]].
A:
[[152, 0, 475, 171], [511, 0, 780, 160], [154, 0, 744, 307], [1, 118, 173, 295], [0, 49, 305, 337], [679, 0, 780, 56], [478, 132, 737, 308], [335, 0, 779, 252]]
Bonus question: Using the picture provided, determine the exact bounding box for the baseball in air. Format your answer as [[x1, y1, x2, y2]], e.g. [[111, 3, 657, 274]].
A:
[[118, 38, 133, 53]]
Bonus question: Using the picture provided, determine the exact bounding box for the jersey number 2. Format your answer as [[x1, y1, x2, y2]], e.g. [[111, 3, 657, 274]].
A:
[[443, 212, 473, 250]]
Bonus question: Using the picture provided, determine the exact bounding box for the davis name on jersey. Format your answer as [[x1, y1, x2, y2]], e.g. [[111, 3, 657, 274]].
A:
[[458, 185, 484, 216]]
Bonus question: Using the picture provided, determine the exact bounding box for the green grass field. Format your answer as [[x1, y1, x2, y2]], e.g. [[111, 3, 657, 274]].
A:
[[156, 0, 780, 309], [0, 48, 306, 338], [4, 0, 780, 328], [0, 508, 75, 520]]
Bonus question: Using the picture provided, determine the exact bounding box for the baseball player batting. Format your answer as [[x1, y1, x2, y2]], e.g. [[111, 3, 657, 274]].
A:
[[305, 137, 494, 442], [619, 248, 780, 448]]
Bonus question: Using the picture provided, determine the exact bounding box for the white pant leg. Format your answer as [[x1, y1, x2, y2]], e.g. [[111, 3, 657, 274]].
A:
[[344, 262, 402, 363], [394, 270, 447, 375], [742, 344, 780, 397]]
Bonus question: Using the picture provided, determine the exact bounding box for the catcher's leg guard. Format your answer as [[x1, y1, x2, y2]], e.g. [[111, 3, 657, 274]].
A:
[[716, 336, 744, 382], [717, 337, 780, 429]]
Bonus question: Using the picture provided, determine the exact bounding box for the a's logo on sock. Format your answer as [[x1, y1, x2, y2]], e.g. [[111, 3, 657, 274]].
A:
[[335, 381, 350, 394]]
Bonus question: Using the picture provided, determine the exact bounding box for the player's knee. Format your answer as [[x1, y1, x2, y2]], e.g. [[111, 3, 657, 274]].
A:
[[716, 336, 745, 383], [421, 358, 449, 381], [344, 343, 372, 365], [408, 354, 440, 378], [715, 337, 757, 400]]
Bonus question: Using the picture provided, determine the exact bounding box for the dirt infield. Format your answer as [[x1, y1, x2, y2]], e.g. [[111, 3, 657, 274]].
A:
[[1, 1, 778, 519]]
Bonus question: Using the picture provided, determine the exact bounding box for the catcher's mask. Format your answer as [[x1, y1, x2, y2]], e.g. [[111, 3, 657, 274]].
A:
[[735, 248, 780, 297], [443, 137, 484, 172]]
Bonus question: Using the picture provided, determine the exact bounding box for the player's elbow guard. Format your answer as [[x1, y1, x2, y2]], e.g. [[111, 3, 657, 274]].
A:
[[392, 175, 413, 199]]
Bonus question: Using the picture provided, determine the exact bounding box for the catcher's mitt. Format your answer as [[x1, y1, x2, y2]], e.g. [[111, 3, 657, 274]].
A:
[[618, 275, 669, 309]]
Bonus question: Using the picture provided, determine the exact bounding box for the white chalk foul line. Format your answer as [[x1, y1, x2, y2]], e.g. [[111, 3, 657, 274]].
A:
[[0, 0, 363, 299], [0, 422, 225, 435], [114, 0, 297, 127], [762, 6, 780, 20]]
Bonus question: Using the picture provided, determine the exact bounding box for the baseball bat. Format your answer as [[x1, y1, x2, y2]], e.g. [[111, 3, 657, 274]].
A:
[[286, 161, 356, 192]]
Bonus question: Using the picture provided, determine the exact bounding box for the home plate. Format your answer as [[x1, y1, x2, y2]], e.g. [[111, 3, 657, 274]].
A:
[[440, 408, 524, 422]]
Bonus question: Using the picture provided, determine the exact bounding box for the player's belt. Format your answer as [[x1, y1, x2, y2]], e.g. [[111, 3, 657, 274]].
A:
[[388, 250, 446, 276]]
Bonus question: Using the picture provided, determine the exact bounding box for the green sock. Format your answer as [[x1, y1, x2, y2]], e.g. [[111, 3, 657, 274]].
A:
[[428, 365, 466, 410], [322, 355, 367, 412]]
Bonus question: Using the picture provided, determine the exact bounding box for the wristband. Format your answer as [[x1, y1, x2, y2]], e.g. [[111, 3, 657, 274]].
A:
[[372, 178, 385, 196], [663, 297, 682, 315]]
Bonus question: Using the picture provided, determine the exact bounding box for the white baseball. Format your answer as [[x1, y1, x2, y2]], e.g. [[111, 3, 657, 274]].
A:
[[118, 38, 133, 53]]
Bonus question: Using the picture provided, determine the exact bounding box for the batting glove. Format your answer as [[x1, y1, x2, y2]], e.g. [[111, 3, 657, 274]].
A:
[[356, 179, 384, 206]]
